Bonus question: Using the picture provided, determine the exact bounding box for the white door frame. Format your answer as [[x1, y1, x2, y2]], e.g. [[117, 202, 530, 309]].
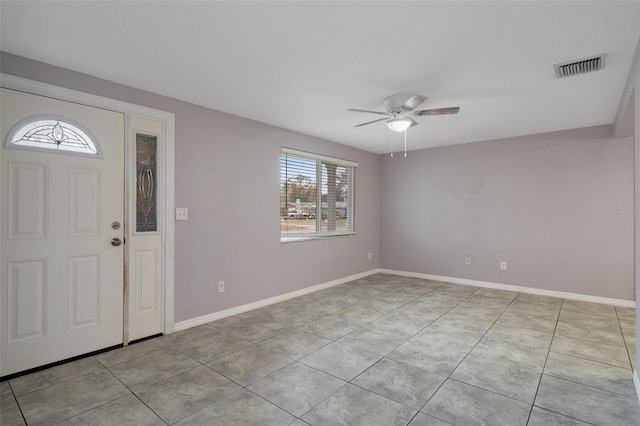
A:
[[0, 73, 176, 336]]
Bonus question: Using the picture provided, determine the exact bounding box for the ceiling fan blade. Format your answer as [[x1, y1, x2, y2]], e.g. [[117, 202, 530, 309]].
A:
[[408, 117, 419, 127], [414, 106, 460, 116], [401, 94, 428, 111], [348, 108, 389, 116], [354, 117, 389, 127]]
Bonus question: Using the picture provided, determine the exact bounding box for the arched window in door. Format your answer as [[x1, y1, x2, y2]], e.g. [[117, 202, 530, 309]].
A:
[[6, 116, 101, 157]]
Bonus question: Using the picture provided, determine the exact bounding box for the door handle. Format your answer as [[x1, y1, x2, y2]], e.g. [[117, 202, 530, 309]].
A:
[[111, 237, 123, 247]]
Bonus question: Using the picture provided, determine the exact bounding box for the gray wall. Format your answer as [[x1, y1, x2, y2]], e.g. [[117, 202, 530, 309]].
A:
[[380, 127, 635, 301], [0, 52, 381, 323], [608, 34, 638, 375], [632, 87, 639, 384], [630, 38, 640, 379], [636, 70, 640, 394]]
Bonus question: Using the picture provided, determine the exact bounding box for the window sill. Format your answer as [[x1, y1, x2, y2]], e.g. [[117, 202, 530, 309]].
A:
[[280, 232, 356, 243]]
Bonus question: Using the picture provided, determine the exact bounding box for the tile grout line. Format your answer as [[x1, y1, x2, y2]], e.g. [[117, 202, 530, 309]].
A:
[[9, 356, 106, 398], [6, 380, 29, 426], [526, 297, 563, 425], [104, 362, 171, 425], [615, 305, 637, 371]]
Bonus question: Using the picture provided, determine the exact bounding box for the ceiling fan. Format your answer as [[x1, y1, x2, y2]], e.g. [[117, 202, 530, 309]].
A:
[[349, 93, 460, 132]]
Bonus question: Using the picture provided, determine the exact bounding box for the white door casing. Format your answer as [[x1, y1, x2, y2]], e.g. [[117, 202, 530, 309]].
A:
[[1, 88, 125, 376]]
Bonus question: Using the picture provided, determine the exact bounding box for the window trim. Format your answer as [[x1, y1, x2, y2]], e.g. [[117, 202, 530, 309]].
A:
[[281, 147, 358, 168], [280, 147, 357, 242]]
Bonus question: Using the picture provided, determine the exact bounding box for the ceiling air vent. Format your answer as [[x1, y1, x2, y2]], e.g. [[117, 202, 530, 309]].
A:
[[554, 54, 606, 78]]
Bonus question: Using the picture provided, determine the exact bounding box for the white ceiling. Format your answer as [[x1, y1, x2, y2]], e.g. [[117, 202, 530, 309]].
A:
[[1, 1, 639, 154]]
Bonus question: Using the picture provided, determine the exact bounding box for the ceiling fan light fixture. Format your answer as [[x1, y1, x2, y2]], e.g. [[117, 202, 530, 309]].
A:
[[386, 117, 412, 132]]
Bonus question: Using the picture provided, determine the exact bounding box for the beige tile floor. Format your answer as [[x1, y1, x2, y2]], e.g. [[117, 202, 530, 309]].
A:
[[1, 273, 638, 425]]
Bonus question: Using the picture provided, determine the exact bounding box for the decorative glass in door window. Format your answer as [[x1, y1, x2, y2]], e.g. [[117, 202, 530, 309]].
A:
[[136, 134, 157, 232], [7, 116, 99, 155]]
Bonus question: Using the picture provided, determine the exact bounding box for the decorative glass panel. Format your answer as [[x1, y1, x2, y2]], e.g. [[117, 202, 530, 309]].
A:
[[8, 117, 99, 155], [136, 134, 157, 232]]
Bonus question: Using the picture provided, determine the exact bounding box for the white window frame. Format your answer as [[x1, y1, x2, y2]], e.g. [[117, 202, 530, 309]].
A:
[[280, 147, 357, 242]]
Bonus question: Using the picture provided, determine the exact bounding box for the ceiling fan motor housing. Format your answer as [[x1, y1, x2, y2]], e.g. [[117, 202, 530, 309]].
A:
[[388, 107, 406, 117], [384, 94, 415, 111]]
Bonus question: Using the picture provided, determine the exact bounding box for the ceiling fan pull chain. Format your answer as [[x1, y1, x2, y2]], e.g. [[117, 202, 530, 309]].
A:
[[390, 129, 394, 157], [404, 129, 407, 157]]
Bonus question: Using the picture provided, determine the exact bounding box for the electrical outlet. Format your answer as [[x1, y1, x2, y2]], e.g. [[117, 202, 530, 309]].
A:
[[176, 208, 189, 221], [465, 257, 471, 265], [500, 261, 507, 271], [217, 281, 225, 292], [368, 252, 372, 261]]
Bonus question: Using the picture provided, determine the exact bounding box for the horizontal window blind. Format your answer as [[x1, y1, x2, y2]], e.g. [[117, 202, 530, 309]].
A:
[[280, 148, 356, 241]]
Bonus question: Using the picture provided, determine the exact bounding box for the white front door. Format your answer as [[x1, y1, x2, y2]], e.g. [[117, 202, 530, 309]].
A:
[[1, 88, 125, 377]]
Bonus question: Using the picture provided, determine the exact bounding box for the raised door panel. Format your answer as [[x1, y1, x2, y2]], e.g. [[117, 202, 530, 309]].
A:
[[128, 234, 162, 341], [135, 249, 158, 314], [68, 168, 101, 237], [68, 255, 100, 329], [7, 259, 47, 344], [8, 161, 47, 240]]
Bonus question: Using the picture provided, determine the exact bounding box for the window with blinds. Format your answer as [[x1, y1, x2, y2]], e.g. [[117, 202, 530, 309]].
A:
[[280, 148, 357, 241]]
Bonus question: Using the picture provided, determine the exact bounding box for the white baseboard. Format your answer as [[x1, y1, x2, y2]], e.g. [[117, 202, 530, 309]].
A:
[[174, 269, 379, 332], [379, 269, 636, 308], [175, 267, 635, 333], [634, 370, 640, 405]]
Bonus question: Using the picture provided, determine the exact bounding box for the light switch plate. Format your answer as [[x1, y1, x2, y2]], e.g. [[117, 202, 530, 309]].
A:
[[176, 208, 189, 221]]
